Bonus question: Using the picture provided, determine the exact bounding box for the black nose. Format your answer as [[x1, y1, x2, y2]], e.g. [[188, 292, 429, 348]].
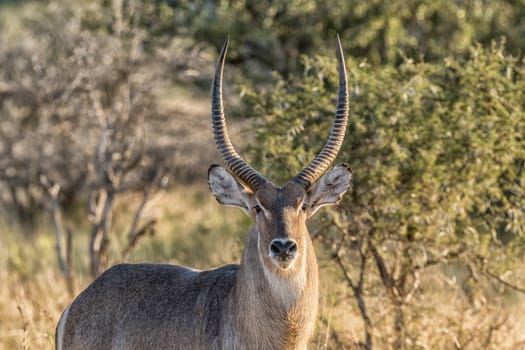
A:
[[269, 239, 298, 260]]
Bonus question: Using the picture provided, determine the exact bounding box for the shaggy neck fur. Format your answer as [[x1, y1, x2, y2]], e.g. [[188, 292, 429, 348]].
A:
[[231, 228, 319, 350]]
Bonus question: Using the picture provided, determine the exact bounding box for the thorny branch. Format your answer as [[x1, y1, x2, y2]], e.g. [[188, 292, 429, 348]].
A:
[[484, 268, 525, 294], [332, 225, 373, 350]]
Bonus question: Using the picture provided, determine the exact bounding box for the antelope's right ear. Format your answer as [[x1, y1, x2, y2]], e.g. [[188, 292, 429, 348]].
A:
[[208, 165, 254, 215]]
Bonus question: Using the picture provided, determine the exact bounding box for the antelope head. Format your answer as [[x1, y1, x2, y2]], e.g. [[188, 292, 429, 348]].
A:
[[208, 36, 352, 278]]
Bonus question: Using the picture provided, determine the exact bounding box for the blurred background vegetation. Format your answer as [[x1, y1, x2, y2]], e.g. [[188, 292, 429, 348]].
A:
[[0, 0, 524, 349]]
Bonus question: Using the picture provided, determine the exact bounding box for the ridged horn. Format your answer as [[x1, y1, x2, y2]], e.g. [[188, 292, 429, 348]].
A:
[[293, 34, 349, 189], [211, 37, 267, 192]]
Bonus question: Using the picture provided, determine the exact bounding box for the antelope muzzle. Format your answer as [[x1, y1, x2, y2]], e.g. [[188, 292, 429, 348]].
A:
[[269, 238, 298, 268]]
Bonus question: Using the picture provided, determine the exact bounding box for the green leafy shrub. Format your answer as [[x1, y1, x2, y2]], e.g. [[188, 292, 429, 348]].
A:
[[241, 42, 525, 348], [168, 0, 525, 71]]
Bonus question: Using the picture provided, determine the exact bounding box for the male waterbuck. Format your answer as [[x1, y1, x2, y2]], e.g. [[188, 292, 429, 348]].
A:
[[56, 36, 352, 350]]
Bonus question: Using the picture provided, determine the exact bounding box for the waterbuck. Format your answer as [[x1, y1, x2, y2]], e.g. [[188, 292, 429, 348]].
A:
[[55, 36, 352, 350]]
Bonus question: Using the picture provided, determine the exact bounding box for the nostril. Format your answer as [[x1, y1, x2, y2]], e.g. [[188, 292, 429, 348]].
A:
[[270, 241, 283, 255], [287, 241, 297, 254]]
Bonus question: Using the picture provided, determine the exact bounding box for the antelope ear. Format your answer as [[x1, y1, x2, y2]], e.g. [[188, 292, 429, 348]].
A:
[[305, 164, 352, 216], [208, 165, 254, 215]]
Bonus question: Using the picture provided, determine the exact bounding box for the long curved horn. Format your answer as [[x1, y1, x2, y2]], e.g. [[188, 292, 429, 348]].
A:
[[293, 35, 349, 189], [211, 37, 267, 192]]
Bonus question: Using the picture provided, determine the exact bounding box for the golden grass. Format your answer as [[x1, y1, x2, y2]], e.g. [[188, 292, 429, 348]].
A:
[[1, 230, 70, 349], [1, 185, 524, 349]]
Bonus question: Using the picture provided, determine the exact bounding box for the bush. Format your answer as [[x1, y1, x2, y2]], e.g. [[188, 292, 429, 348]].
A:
[[241, 42, 525, 348], [170, 0, 525, 72]]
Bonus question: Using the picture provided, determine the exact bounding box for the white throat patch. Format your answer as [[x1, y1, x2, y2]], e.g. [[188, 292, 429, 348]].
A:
[[258, 234, 307, 309]]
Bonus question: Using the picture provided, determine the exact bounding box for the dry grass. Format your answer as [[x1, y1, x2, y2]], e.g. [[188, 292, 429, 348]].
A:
[[1, 186, 524, 350], [1, 229, 70, 349], [0, 184, 248, 350]]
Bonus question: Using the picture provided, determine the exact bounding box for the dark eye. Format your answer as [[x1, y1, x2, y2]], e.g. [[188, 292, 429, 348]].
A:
[[252, 205, 262, 214], [301, 203, 309, 211]]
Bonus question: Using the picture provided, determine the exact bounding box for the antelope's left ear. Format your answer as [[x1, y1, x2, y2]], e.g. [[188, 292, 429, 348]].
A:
[[305, 163, 352, 216]]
